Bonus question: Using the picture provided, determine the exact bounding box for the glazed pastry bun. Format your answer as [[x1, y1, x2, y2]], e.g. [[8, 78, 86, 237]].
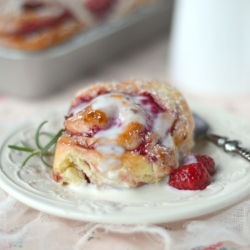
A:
[[0, 1, 83, 51], [53, 79, 195, 188], [0, 0, 163, 51]]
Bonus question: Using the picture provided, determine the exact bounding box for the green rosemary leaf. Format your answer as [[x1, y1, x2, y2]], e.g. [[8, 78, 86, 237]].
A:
[[40, 129, 63, 168], [8, 120, 63, 168], [35, 121, 48, 150], [21, 151, 40, 167], [40, 154, 53, 168], [42, 129, 63, 153], [40, 132, 55, 138], [41, 132, 57, 152], [8, 145, 34, 153], [43, 151, 55, 157]]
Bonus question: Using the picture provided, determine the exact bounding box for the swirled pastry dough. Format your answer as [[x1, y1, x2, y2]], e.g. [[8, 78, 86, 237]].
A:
[[53, 79, 195, 188], [0, 0, 162, 51]]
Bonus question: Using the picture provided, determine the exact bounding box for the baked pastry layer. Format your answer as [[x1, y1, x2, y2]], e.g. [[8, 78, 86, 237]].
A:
[[53, 79, 195, 188], [0, 0, 162, 51]]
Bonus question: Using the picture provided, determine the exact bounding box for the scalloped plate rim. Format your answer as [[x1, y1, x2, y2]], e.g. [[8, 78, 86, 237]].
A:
[[0, 100, 250, 224]]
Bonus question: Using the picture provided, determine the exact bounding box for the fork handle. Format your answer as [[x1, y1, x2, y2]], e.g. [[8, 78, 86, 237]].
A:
[[205, 134, 250, 162], [235, 146, 250, 161]]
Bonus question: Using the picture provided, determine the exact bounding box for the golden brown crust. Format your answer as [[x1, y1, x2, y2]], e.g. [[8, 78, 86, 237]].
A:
[[0, 0, 162, 51], [0, 1, 84, 51], [73, 79, 195, 150], [53, 79, 195, 188], [0, 20, 82, 51]]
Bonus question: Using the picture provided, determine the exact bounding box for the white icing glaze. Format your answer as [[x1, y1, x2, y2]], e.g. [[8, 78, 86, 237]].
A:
[[97, 157, 121, 173], [0, 0, 64, 17], [0, 0, 142, 37], [161, 134, 174, 148], [57, 0, 95, 26], [106, 169, 120, 180], [92, 93, 147, 139], [95, 144, 124, 172], [0, 0, 95, 26], [34, 5, 65, 18], [0, 0, 74, 34], [96, 144, 125, 156], [70, 102, 89, 116], [70, 92, 176, 174], [181, 155, 197, 165], [153, 114, 172, 138]]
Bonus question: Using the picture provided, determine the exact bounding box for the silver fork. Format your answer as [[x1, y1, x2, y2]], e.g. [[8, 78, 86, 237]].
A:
[[193, 114, 250, 162]]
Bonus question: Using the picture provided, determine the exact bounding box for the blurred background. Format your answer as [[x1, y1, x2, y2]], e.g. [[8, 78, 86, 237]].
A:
[[0, 0, 173, 98], [0, 0, 250, 131]]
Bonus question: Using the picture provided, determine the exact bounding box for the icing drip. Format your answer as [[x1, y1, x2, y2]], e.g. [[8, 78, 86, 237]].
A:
[[57, 0, 95, 26], [68, 92, 176, 175]]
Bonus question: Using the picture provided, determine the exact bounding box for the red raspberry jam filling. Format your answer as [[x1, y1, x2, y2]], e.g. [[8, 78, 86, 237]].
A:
[[54, 172, 62, 182], [134, 131, 151, 155], [12, 3, 74, 36], [85, 0, 117, 17], [140, 93, 165, 114], [23, 1, 45, 11], [65, 92, 173, 163]]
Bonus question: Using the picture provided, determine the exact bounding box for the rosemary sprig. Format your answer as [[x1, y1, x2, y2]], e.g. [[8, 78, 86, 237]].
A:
[[8, 121, 63, 168], [8, 145, 34, 153], [35, 121, 48, 150]]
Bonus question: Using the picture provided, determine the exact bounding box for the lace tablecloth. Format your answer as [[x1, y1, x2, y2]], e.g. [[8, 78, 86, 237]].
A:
[[1, 36, 250, 250]]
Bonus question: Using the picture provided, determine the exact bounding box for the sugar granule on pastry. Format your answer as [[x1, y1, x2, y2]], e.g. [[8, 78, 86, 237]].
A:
[[53, 79, 195, 188]]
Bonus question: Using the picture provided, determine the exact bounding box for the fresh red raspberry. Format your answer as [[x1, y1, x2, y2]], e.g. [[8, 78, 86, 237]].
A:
[[85, 0, 116, 17], [168, 162, 211, 190], [195, 154, 215, 175], [181, 154, 215, 176]]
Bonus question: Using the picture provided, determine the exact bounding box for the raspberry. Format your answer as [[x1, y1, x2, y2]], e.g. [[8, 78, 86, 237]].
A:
[[181, 154, 215, 176], [168, 162, 211, 190]]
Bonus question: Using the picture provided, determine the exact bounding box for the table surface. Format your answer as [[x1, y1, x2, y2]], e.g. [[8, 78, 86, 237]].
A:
[[1, 35, 250, 250]]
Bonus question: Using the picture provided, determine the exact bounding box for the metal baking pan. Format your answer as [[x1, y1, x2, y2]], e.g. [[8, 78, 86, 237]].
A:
[[0, 1, 172, 98]]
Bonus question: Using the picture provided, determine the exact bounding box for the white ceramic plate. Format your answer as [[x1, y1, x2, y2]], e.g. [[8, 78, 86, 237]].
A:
[[1, 101, 250, 224]]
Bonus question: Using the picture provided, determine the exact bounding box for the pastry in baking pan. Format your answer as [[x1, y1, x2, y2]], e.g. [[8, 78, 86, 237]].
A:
[[53, 79, 195, 188], [0, 1, 83, 51], [0, 0, 163, 51]]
